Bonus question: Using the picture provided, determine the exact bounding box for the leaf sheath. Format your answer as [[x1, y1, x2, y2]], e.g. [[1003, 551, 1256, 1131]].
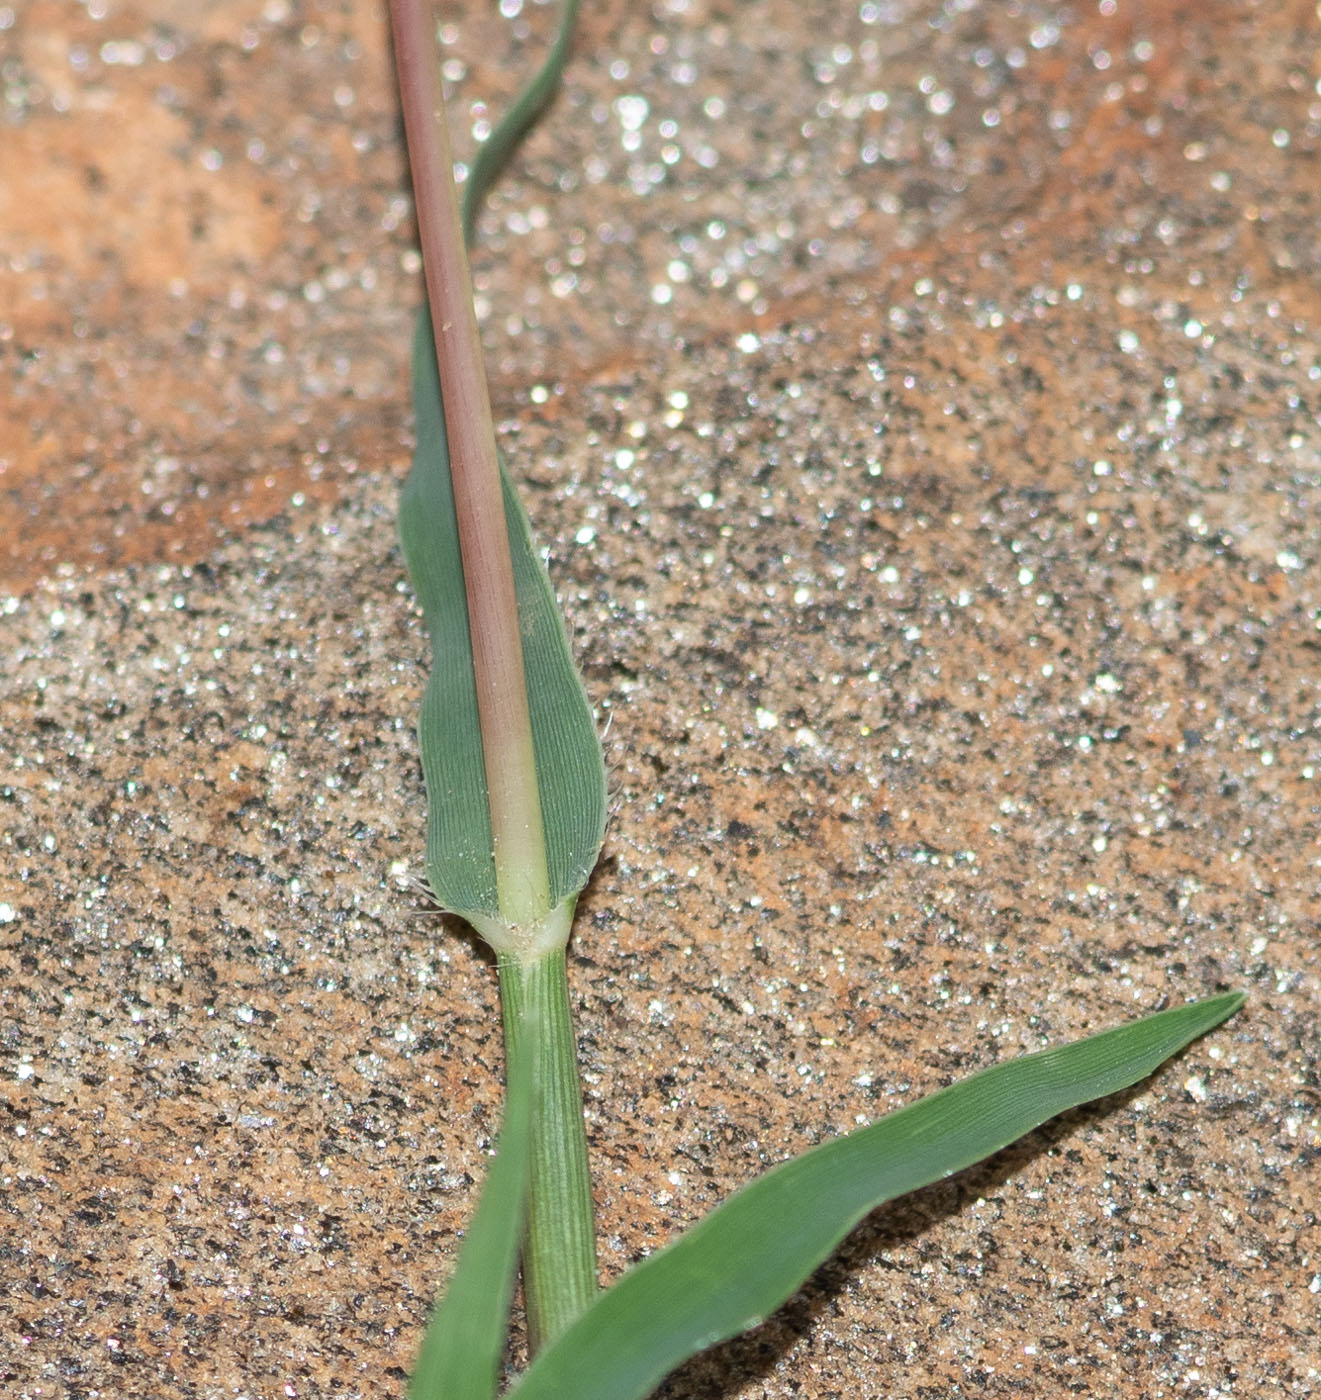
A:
[[500, 946, 599, 1349]]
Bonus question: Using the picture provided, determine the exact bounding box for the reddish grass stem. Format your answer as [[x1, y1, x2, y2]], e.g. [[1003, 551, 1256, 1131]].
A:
[[389, 0, 551, 930]]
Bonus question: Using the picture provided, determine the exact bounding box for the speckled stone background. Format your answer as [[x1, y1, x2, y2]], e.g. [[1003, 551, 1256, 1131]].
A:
[[2, 1, 1319, 1397]]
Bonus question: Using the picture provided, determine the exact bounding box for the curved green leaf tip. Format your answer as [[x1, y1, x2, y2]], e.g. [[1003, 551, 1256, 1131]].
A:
[[507, 991, 1245, 1400], [399, 311, 606, 941]]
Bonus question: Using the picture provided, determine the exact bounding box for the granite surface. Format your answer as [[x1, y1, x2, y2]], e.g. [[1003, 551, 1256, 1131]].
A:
[[2, 1, 1319, 1397]]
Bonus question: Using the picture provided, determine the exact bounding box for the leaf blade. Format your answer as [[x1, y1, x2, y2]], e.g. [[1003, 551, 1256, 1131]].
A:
[[408, 1023, 534, 1400], [400, 308, 606, 933], [398, 0, 600, 938], [509, 992, 1245, 1400]]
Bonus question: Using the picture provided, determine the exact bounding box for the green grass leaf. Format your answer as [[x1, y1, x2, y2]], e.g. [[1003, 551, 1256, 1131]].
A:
[[399, 311, 605, 938], [409, 1015, 534, 1400], [508, 992, 1245, 1400], [397, 0, 600, 942]]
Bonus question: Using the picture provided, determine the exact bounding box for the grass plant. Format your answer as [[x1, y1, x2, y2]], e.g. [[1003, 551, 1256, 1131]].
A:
[[387, 4, 1245, 1395]]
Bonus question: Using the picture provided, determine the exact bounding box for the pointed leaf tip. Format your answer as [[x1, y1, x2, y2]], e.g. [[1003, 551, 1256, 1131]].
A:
[[508, 992, 1245, 1400]]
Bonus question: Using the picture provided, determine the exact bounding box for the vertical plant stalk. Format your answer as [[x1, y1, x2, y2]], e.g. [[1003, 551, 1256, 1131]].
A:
[[389, 0, 598, 1352], [390, 0, 549, 929], [499, 944, 598, 1352]]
